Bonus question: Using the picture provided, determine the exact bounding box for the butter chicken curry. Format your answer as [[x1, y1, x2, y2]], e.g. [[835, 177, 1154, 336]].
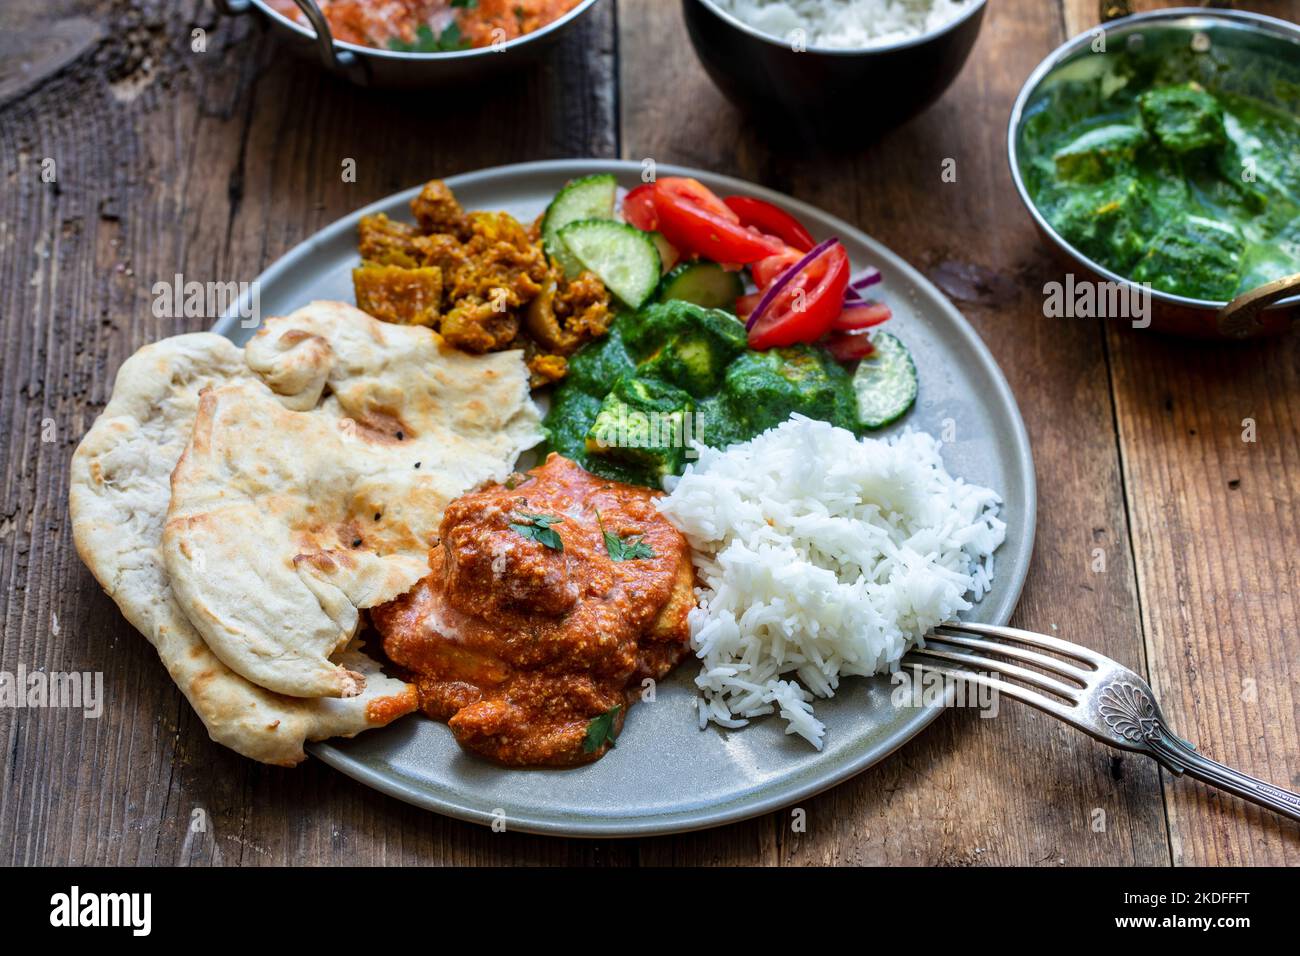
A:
[[372, 455, 694, 766]]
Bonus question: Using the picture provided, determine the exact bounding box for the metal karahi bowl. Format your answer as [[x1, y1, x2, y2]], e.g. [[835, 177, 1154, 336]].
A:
[[215, 0, 602, 88], [1007, 8, 1300, 339], [682, 0, 987, 143]]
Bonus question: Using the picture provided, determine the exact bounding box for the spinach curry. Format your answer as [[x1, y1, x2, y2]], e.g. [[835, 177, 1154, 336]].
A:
[[1021, 73, 1300, 301], [543, 299, 860, 487]]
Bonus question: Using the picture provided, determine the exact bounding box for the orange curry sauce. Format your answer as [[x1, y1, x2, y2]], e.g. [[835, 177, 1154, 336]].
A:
[[267, 1, 585, 51], [371, 455, 696, 766]]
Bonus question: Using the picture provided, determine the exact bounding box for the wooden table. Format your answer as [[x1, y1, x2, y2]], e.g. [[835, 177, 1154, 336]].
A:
[[2, 0, 1296, 866]]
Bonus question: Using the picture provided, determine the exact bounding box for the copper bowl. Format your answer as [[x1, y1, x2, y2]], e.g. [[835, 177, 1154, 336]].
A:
[[214, 0, 602, 88]]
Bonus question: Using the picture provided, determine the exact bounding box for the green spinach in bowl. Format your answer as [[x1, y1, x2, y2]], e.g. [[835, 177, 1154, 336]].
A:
[[1020, 70, 1300, 301]]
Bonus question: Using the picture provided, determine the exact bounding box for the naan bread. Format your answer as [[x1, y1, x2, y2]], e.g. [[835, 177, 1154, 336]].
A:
[[70, 332, 418, 766], [163, 301, 543, 699]]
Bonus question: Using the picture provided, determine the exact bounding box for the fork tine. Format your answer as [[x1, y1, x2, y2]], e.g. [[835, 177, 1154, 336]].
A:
[[915, 629, 1300, 823], [899, 660, 1078, 723], [907, 645, 1083, 701], [935, 620, 1109, 668], [924, 631, 1095, 684]]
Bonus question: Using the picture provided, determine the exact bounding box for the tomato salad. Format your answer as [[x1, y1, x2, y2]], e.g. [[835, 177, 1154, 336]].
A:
[[621, 177, 894, 361], [537, 172, 919, 432]]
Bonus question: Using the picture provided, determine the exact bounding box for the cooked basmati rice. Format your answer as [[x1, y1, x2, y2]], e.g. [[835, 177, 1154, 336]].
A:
[[710, 0, 979, 50], [657, 414, 1005, 747]]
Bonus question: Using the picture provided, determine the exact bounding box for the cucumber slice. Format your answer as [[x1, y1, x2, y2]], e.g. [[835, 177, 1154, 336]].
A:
[[558, 219, 662, 310], [657, 261, 745, 310], [852, 331, 918, 429], [541, 174, 618, 277]]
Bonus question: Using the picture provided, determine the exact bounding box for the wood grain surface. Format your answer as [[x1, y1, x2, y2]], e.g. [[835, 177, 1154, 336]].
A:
[[0, 0, 1295, 865]]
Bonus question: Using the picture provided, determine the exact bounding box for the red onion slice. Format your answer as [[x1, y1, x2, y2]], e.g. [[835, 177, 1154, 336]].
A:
[[745, 237, 839, 332], [850, 268, 882, 291]]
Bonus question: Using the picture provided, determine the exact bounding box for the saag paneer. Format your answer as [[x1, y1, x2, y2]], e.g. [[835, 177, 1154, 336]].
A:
[[1022, 78, 1300, 301], [543, 299, 860, 487]]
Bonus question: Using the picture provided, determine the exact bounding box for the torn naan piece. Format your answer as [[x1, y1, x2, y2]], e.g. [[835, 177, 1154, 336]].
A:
[[163, 302, 543, 699], [69, 333, 418, 766]]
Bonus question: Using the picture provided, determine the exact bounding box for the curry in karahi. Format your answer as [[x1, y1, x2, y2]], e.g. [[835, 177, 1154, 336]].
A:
[[268, 0, 586, 52], [371, 454, 695, 766]]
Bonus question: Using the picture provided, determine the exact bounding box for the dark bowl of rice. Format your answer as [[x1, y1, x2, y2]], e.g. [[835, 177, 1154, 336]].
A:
[[683, 0, 986, 142]]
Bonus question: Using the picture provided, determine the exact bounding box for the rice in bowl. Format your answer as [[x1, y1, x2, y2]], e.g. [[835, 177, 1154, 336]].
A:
[[657, 414, 1005, 747], [709, 0, 981, 50]]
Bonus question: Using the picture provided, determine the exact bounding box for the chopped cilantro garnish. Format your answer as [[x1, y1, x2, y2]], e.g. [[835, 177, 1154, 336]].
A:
[[509, 510, 564, 551], [388, 21, 471, 53], [583, 705, 621, 753], [597, 510, 655, 561]]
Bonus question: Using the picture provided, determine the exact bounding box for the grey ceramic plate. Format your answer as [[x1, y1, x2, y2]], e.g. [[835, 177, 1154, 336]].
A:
[[213, 159, 1036, 837]]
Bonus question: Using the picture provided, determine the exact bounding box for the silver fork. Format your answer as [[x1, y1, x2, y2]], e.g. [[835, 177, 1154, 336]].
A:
[[903, 621, 1300, 822]]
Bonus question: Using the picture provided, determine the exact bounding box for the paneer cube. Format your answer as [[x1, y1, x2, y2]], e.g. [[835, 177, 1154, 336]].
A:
[[1046, 176, 1147, 269], [1052, 124, 1148, 182], [1139, 83, 1225, 155], [627, 300, 748, 396], [720, 346, 857, 437], [1132, 215, 1244, 300], [585, 375, 694, 478]]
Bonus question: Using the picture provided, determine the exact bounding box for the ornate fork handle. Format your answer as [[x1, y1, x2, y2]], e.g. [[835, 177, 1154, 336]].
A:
[[910, 625, 1300, 824], [1154, 734, 1300, 821], [1099, 679, 1300, 822]]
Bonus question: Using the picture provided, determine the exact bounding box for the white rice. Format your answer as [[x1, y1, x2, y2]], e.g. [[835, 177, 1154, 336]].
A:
[[711, 0, 979, 50], [657, 414, 1005, 748]]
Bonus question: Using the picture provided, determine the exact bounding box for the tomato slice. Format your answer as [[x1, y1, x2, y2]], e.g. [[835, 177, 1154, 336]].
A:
[[832, 301, 892, 331], [747, 242, 850, 350], [724, 196, 816, 253], [662, 177, 738, 220], [736, 291, 763, 319], [824, 331, 877, 363], [622, 184, 659, 232], [652, 178, 786, 264], [751, 247, 803, 290]]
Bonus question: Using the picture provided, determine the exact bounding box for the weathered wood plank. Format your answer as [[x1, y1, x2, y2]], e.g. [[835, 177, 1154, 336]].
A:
[[4, 0, 1293, 867], [1060, 0, 1300, 864], [0, 0, 624, 866], [1106, 331, 1300, 864], [1066, 0, 1300, 868], [619, 0, 1170, 866]]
